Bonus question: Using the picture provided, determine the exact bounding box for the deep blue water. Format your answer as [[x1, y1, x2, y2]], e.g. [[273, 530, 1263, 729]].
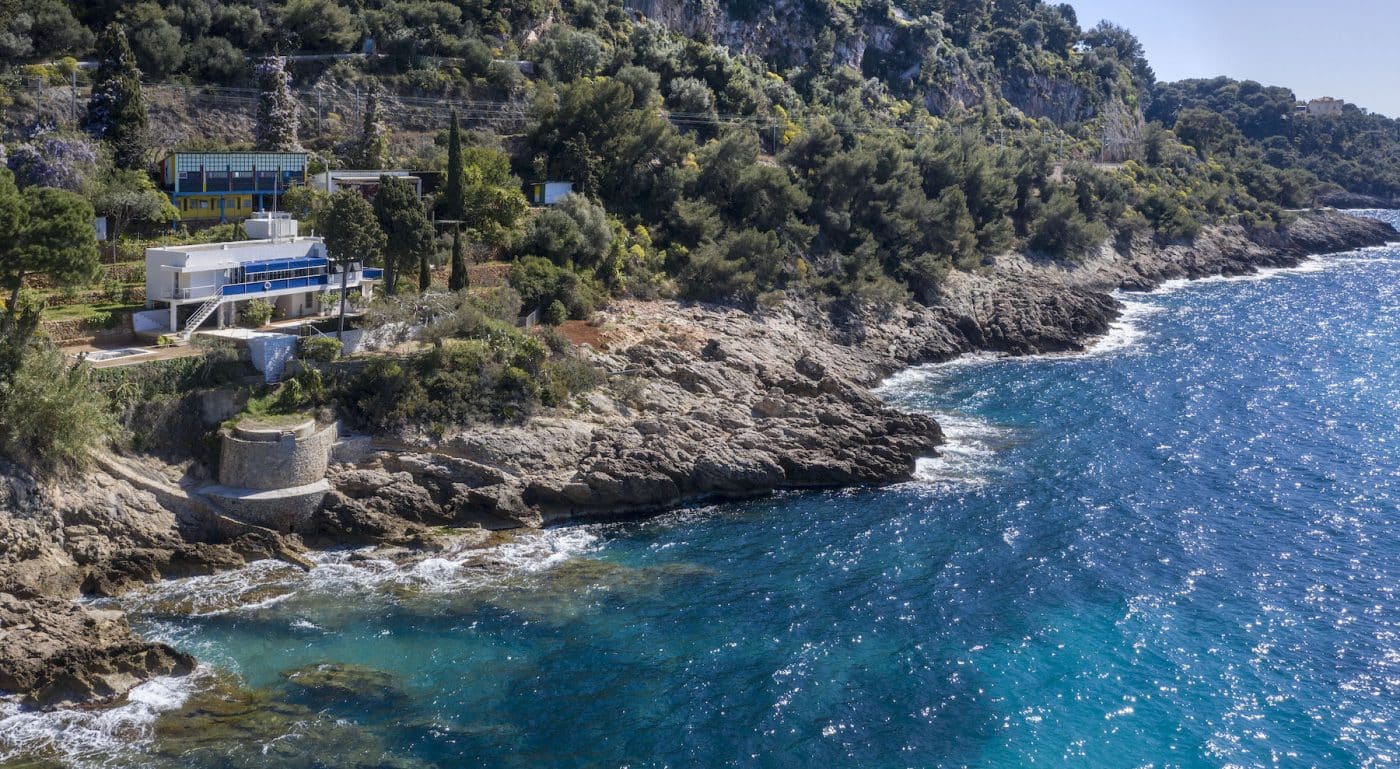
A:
[[9, 213, 1398, 768]]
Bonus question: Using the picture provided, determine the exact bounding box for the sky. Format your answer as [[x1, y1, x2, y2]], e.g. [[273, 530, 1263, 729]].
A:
[[1066, 0, 1400, 118]]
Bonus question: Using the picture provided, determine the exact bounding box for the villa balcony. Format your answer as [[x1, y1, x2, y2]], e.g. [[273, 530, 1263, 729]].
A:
[[161, 272, 369, 302]]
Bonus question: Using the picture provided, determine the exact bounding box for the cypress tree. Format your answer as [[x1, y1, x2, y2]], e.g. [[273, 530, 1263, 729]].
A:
[[357, 89, 390, 169], [436, 110, 465, 220], [254, 56, 301, 152], [372, 175, 432, 296], [448, 226, 468, 292], [85, 24, 148, 171], [418, 253, 431, 293]]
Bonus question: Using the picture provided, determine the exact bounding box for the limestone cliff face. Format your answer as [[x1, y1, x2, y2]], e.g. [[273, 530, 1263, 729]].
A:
[[623, 0, 1144, 128]]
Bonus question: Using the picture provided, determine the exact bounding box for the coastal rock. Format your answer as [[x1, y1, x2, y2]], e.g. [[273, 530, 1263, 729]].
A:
[[0, 591, 195, 709]]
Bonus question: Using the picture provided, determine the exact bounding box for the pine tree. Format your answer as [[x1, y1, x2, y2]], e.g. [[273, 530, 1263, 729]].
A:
[[85, 24, 148, 171], [254, 56, 301, 152], [436, 110, 465, 220], [357, 89, 390, 169], [418, 253, 431, 293], [448, 226, 469, 292], [323, 191, 385, 335]]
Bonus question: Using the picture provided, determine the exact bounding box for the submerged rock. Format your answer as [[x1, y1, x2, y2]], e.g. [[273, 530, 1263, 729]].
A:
[[279, 662, 411, 713], [151, 674, 432, 769]]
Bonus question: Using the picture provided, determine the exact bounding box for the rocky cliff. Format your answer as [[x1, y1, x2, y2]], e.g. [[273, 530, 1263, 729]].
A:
[[0, 455, 308, 709], [623, 0, 1142, 126]]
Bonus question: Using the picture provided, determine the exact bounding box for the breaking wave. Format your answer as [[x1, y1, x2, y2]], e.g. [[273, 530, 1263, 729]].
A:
[[0, 672, 203, 768]]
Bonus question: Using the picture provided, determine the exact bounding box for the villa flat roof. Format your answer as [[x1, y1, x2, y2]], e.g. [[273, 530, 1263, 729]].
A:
[[148, 236, 322, 255], [315, 169, 415, 176]]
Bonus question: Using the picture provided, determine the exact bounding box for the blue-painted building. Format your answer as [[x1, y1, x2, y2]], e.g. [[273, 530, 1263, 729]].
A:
[[162, 151, 309, 223]]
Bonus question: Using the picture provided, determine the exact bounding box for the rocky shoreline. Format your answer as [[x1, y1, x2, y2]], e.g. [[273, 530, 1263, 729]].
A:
[[0, 209, 1393, 711]]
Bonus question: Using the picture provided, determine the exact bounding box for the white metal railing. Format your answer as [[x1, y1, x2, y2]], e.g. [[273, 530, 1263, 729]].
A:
[[163, 284, 221, 301], [181, 292, 225, 339]]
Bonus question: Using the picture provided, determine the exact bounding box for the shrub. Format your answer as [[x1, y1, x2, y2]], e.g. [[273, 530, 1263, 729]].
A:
[[539, 327, 572, 355], [95, 345, 245, 409], [544, 299, 568, 326], [300, 335, 343, 362], [240, 298, 274, 327], [0, 343, 115, 472]]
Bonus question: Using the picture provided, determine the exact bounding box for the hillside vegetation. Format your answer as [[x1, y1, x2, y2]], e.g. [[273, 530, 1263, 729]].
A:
[[1, 0, 1397, 468], [1150, 77, 1400, 203]]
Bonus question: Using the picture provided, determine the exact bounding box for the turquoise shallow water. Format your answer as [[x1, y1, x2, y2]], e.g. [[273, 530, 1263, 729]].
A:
[[6, 213, 1398, 768]]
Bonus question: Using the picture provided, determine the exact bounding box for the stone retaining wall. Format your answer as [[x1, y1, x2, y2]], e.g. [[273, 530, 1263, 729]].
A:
[[218, 421, 337, 492]]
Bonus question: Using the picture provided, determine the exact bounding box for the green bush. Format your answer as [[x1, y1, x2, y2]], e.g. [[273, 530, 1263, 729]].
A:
[[0, 343, 115, 472], [300, 335, 343, 362], [544, 299, 568, 326], [94, 345, 246, 409], [240, 298, 274, 328], [508, 256, 601, 320]]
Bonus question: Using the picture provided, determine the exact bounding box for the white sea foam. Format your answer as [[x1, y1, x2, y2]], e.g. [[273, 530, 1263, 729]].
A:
[[1080, 298, 1161, 357], [115, 527, 602, 621], [875, 353, 1009, 400], [300, 526, 601, 595], [908, 411, 1008, 488], [0, 671, 203, 767], [1151, 249, 1397, 295]]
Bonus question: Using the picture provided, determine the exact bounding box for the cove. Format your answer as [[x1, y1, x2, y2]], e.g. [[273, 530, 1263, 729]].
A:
[[21, 211, 1400, 768]]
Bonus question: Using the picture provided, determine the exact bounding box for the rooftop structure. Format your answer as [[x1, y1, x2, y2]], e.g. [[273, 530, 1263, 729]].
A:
[[162, 151, 309, 223], [144, 212, 381, 339], [309, 169, 423, 198]]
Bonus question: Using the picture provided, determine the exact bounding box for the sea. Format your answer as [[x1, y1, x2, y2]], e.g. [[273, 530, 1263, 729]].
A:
[[2, 211, 1397, 769]]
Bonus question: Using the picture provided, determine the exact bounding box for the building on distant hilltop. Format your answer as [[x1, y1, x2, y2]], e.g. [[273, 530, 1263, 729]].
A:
[[1306, 97, 1346, 117], [308, 169, 423, 199], [143, 212, 381, 338], [528, 181, 574, 206], [162, 151, 309, 223]]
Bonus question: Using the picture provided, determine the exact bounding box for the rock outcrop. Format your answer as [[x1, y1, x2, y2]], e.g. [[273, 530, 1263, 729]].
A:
[[0, 455, 306, 709], [319, 210, 1395, 529], [0, 592, 195, 709]]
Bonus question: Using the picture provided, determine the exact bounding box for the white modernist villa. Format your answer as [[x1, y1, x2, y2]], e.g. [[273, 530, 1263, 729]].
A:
[[144, 212, 381, 338]]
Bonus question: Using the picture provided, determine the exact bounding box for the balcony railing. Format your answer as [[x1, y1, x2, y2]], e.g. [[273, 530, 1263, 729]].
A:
[[162, 272, 361, 301], [222, 274, 331, 296]]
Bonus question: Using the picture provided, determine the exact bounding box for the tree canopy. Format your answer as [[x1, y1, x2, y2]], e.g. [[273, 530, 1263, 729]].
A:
[[373, 175, 433, 295], [85, 23, 147, 170]]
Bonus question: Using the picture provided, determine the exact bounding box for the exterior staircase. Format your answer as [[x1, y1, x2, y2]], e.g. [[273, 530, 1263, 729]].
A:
[[181, 291, 225, 340]]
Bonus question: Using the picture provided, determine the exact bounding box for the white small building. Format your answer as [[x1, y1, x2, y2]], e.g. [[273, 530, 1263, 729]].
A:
[[528, 181, 574, 206], [144, 212, 381, 338], [308, 170, 422, 198], [1306, 97, 1346, 117]]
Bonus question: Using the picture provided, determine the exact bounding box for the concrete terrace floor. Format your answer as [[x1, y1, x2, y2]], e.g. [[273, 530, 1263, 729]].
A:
[[63, 310, 368, 369]]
